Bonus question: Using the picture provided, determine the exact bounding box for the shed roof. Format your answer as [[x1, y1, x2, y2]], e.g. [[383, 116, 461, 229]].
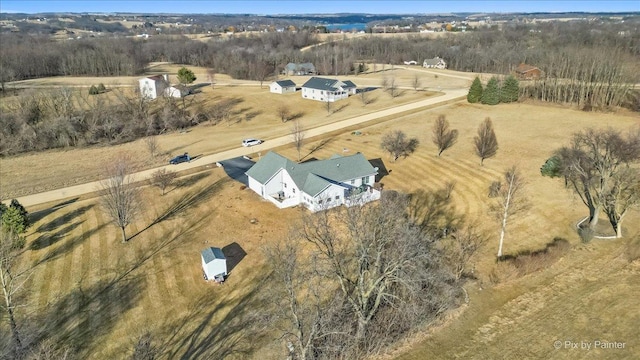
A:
[[285, 62, 315, 71], [274, 80, 296, 87], [515, 63, 540, 73], [201, 247, 226, 264], [424, 57, 445, 66]]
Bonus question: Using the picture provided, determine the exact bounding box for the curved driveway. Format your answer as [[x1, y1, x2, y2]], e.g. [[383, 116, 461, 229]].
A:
[[14, 87, 468, 207]]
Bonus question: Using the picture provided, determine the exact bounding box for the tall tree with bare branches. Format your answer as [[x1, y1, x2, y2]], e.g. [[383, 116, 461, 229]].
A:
[[432, 115, 458, 156], [381, 130, 419, 161], [474, 117, 498, 165], [490, 166, 528, 258], [0, 230, 28, 358], [291, 120, 305, 162], [99, 155, 140, 243]]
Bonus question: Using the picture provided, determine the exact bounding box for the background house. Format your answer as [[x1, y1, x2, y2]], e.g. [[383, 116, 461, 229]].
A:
[[139, 74, 169, 99], [245, 151, 380, 212], [283, 62, 316, 76], [301, 77, 357, 102], [423, 57, 447, 69], [201, 247, 227, 281], [515, 63, 542, 80], [269, 79, 297, 94]]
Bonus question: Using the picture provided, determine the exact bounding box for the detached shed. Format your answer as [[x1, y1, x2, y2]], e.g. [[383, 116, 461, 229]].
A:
[[201, 247, 227, 281], [270, 80, 297, 94]]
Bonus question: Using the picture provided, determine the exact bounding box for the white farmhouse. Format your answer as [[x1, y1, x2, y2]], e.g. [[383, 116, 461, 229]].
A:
[[301, 77, 357, 102], [269, 80, 297, 94], [423, 57, 447, 69], [201, 247, 227, 281], [245, 151, 380, 212], [138, 74, 169, 100]]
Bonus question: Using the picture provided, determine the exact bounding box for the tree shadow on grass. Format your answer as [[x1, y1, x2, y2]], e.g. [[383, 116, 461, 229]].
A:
[[128, 177, 228, 241], [159, 271, 270, 359], [28, 197, 79, 224], [30, 220, 85, 251], [34, 204, 94, 234], [175, 171, 211, 190], [300, 138, 334, 162], [33, 223, 109, 267]]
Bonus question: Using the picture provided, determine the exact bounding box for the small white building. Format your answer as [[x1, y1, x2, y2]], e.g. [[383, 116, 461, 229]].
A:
[[139, 74, 169, 100], [269, 80, 297, 94], [201, 247, 227, 281], [301, 77, 357, 102], [245, 151, 380, 212], [164, 85, 190, 98], [423, 57, 447, 69]]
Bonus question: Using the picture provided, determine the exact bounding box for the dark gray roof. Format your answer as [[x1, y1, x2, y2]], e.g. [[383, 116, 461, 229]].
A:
[[301, 77, 344, 91], [201, 247, 225, 264], [342, 80, 357, 88], [275, 80, 296, 87], [246, 151, 377, 197]]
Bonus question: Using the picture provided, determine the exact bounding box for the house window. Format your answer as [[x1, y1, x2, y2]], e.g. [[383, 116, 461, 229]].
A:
[[335, 195, 340, 200], [284, 183, 287, 188], [350, 179, 355, 185], [318, 199, 323, 204], [292, 188, 296, 193], [362, 176, 370, 184]]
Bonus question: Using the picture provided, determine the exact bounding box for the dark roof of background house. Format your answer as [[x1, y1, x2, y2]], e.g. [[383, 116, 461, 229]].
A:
[[275, 80, 296, 87]]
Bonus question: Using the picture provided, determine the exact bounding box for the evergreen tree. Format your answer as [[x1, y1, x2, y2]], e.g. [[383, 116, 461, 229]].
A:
[[481, 77, 500, 105], [500, 75, 520, 103], [177, 67, 196, 86], [89, 85, 99, 95], [97, 83, 106, 93], [467, 77, 483, 103], [1, 199, 30, 235]]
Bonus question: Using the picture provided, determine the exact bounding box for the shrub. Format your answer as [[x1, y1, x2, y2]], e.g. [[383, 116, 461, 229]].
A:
[[89, 85, 99, 95], [578, 226, 595, 243], [97, 83, 106, 93], [488, 181, 502, 197]]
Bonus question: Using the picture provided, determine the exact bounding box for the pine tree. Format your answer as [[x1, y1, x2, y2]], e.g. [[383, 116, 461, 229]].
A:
[[500, 75, 520, 103], [481, 77, 500, 105], [467, 77, 483, 103]]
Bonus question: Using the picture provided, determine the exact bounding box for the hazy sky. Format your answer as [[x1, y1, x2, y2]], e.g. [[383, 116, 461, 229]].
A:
[[2, 1, 638, 14]]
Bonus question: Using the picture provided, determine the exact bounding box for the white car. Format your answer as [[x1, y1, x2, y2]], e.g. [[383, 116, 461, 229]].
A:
[[242, 138, 263, 147]]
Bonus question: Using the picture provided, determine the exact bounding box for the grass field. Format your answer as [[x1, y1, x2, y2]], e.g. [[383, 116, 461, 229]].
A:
[[1, 67, 460, 199], [8, 98, 639, 358]]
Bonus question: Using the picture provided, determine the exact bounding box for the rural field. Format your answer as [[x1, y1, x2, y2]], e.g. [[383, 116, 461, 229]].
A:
[[1, 66, 467, 199], [7, 95, 639, 358]]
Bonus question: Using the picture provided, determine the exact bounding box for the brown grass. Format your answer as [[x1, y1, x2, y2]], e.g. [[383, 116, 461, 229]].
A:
[[4, 78, 640, 359]]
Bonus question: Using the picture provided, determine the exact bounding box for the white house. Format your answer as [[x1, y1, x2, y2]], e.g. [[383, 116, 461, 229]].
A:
[[245, 151, 380, 212], [423, 57, 447, 69], [201, 247, 227, 281], [269, 80, 297, 94], [301, 77, 357, 102], [139, 74, 168, 100]]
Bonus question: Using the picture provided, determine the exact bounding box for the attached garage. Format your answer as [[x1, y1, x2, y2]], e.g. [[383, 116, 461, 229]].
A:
[[201, 247, 227, 281]]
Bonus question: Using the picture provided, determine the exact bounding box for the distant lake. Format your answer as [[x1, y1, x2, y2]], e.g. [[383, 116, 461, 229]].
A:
[[325, 23, 367, 31]]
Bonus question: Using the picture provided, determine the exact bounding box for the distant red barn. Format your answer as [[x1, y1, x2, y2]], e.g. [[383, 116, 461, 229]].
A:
[[514, 64, 542, 80]]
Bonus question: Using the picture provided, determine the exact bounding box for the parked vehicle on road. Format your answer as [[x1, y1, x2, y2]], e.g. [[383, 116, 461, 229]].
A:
[[242, 138, 263, 147], [169, 153, 191, 164]]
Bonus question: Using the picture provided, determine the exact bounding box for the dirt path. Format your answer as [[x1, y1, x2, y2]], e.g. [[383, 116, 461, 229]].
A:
[[13, 88, 467, 208]]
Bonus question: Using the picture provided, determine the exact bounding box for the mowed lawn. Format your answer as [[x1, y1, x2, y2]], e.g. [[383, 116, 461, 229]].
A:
[[13, 101, 640, 358], [1, 68, 444, 200]]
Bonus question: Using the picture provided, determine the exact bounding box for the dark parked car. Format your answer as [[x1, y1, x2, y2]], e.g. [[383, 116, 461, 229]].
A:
[[169, 153, 191, 164]]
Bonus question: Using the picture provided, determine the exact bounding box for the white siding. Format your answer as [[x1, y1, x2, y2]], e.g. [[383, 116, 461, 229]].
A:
[[269, 83, 282, 94], [263, 169, 284, 196], [248, 176, 263, 196], [202, 258, 227, 278], [139, 79, 157, 99]]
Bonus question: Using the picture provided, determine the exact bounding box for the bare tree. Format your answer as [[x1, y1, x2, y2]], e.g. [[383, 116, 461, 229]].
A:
[[443, 225, 486, 280], [490, 166, 527, 259], [131, 332, 157, 360], [359, 89, 371, 106], [602, 167, 640, 238], [99, 155, 140, 243], [262, 237, 326, 360], [291, 120, 305, 162], [553, 127, 640, 230], [381, 130, 419, 161], [0, 230, 29, 358], [206, 68, 216, 89], [474, 117, 498, 165], [412, 73, 421, 91], [324, 100, 332, 115], [383, 76, 398, 97], [150, 168, 177, 196], [431, 115, 458, 156], [276, 104, 291, 123], [299, 191, 454, 344], [144, 136, 159, 160]]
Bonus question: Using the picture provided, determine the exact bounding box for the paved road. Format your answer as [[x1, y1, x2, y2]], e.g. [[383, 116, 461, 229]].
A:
[[14, 87, 468, 208]]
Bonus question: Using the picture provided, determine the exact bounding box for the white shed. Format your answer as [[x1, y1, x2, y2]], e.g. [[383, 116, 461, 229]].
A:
[[201, 247, 227, 280], [270, 80, 297, 94]]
